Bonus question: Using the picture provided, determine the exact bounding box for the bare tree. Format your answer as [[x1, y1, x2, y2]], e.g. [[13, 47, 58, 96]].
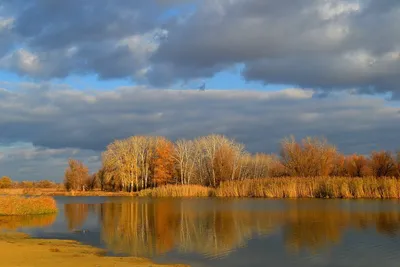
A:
[[173, 139, 197, 185]]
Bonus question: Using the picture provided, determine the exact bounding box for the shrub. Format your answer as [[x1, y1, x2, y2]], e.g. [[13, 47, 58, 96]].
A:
[[0, 176, 13, 189]]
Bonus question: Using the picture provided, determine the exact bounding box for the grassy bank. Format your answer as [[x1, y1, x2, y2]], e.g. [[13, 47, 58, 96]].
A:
[[138, 185, 214, 197], [216, 177, 400, 198], [4, 177, 400, 199], [0, 232, 187, 267], [0, 196, 58, 215]]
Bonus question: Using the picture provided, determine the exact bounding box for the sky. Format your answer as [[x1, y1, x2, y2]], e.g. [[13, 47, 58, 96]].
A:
[[1, 0, 400, 181]]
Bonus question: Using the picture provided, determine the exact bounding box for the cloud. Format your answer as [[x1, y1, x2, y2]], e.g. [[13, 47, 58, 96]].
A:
[[1, 82, 399, 154], [0, 142, 100, 181], [1, 0, 400, 94], [0, 1, 175, 79], [1, 82, 400, 180], [152, 0, 400, 93]]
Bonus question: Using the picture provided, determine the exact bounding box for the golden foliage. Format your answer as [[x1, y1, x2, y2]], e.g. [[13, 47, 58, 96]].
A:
[[154, 137, 175, 186], [280, 136, 337, 177], [64, 159, 90, 191]]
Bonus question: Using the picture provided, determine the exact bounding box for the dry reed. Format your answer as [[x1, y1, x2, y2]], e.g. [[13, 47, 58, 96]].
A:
[[216, 177, 400, 199], [0, 196, 58, 215], [138, 185, 215, 197]]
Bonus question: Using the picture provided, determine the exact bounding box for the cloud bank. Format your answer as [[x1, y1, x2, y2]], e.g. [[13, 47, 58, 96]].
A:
[[1, 82, 400, 180]]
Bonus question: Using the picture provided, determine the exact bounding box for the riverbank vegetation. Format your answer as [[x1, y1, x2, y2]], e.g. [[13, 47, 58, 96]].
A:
[[61, 134, 400, 198], [216, 177, 400, 198], [2, 134, 400, 198], [138, 185, 214, 197], [0, 196, 57, 215]]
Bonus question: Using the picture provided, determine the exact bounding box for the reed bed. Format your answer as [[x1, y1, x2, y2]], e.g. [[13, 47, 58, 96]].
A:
[[215, 177, 400, 199], [0, 196, 58, 215], [138, 185, 215, 197]]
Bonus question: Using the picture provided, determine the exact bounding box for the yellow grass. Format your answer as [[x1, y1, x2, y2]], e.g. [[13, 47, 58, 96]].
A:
[[138, 185, 215, 197], [216, 177, 400, 198], [0, 196, 58, 215], [0, 232, 187, 267]]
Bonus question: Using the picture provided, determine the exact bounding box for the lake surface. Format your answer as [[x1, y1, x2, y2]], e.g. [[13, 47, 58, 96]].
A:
[[6, 197, 400, 267]]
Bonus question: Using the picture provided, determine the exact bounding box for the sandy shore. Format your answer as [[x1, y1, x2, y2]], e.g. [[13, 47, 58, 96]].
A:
[[0, 232, 187, 267]]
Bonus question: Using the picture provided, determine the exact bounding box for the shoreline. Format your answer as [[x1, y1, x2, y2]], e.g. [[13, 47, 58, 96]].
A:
[[0, 189, 137, 197], [0, 231, 187, 267], [3, 176, 400, 199]]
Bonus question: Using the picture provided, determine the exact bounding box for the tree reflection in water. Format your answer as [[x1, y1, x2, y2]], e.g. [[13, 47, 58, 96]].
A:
[[62, 200, 400, 258]]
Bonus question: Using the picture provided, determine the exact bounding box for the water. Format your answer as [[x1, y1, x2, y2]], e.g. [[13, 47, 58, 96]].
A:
[[5, 197, 400, 267]]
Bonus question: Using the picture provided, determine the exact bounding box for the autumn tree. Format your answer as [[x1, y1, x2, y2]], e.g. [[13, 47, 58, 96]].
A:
[[214, 144, 235, 183], [64, 159, 90, 191], [86, 173, 100, 190], [395, 151, 400, 177], [102, 136, 145, 191], [0, 176, 12, 189], [102, 136, 165, 191], [330, 153, 346, 176], [280, 136, 337, 177], [370, 151, 397, 177], [196, 135, 246, 187], [36, 180, 55, 188], [344, 154, 371, 177], [153, 137, 175, 186]]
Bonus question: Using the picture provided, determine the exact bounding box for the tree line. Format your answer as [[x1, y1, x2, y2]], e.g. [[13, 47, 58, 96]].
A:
[[0, 176, 60, 189], [63, 135, 400, 192]]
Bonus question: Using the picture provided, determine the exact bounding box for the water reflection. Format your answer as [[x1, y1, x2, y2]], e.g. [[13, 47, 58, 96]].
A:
[[283, 202, 400, 253], [64, 203, 89, 230], [98, 200, 276, 258], [0, 214, 56, 230], [12, 198, 400, 261], [61, 199, 400, 258]]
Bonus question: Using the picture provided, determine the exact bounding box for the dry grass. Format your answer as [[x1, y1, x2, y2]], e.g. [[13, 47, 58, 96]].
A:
[[138, 185, 215, 197], [0, 188, 136, 197], [216, 177, 400, 199], [0, 196, 58, 215]]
